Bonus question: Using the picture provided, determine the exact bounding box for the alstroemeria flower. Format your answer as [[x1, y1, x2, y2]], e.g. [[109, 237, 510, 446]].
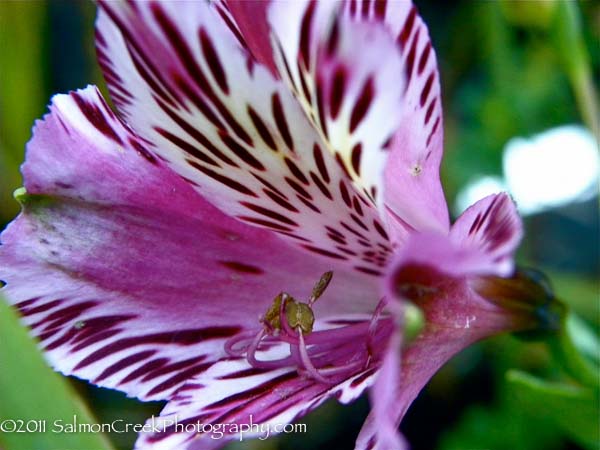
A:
[[0, 1, 545, 449]]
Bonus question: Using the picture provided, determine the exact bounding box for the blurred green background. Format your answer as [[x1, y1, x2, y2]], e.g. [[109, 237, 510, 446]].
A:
[[0, 1, 598, 450]]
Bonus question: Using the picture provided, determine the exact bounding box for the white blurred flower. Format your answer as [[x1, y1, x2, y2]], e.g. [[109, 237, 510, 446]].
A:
[[455, 125, 599, 216]]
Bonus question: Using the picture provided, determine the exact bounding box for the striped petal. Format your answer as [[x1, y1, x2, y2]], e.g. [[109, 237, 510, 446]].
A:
[[134, 314, 394, 450], [268, 0, 405, 214], [0, 87, 380, 402], [450, 193, 523, 277], [96, 1, 393, 276], [268, 1, 448, 237], [370, 1, 448, 235]]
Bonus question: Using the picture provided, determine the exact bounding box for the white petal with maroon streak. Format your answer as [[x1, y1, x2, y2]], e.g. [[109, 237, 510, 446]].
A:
[[268, 0, 405, 212], [96, 1, 393, 276]]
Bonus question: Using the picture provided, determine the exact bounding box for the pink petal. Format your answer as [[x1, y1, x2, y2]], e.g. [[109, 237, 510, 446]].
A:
[[96, 1, 393, 276], [375, 2, 449, 235], [268, 1, 406, 219], [450, 193, 523, 277], [0, 87, 380, 402]]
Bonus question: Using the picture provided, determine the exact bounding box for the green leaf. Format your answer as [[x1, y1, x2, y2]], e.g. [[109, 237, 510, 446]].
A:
[[0, 296, 115, 450], [507, 369, 600, 449]]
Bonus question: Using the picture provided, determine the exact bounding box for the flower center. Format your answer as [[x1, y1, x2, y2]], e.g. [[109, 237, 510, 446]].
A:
[[224, 272, 388, 384]]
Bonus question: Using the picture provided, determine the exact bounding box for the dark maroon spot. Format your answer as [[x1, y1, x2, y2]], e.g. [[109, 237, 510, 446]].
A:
[[67, 329, 121, 353], [159, 129, 218, 166], [326, 17, 340, 56], [313, 144, 330, 183], [351, 142, 362, 175], [252, 173, 289, 199], [284, 157, 309, 185], [340, 221, 368, 240], [325, 225, 344, 237], [349, 78, 374, 133], [297, 65, 313, 105], [350, 213, 369, 231], [271, 93, 294, 151], [362, 0, 371, 16], [37, 301, 98, 332], [220, 261, 264, 274], [73, 327, 240, 371], [220, 132, 265, 171], [275, 37, 297, 93], [119, 358, 170, 384], [354, 266, 383, 276], [302, 245, 349, 260], [285, 177, 312, 200], [405, 28, 420, 87], [339, 180, 352, 207], [19, 299, 61, 317], [94, 350, 157, 383], [43, 327, 84, 351], [424, 97, 436, 125], [310, 172, 333, 200], [15, 298, 40, 309], [70, 315, 136, 345], [373, 220, 390, 240], [353, 196, 364, 216], [217, 367, 271, 380], [72, 93, 123, 145], [374, 0, 387, 19], [154, 101, 237, 166], [328, 233, 346, 244], [426, 115, 440, 147], [172, 74, 224, 129], [215, 4, 248, 49], [337, 246, 358, 256], [279, 231, 312, 243], [146, 362, 215, 397], [335, 152, 352, 179], [349, 0, 357, 15], [315, 76, 329, 139], [194, 165, 257, 197], [420, 71, 434, 107], [330, 66, 346, 120], [247, 106, 277, 152], [418, 41, 432, 75], [398, 6, 416, 48], [238, 216, 294, 233], [263, 189, 299, 212], [240, 201, 299, 226], [297, 195, 321, 213], [129, 138, 158, 164], [299, 1, 316, 69], [199, 28, 228, 94]]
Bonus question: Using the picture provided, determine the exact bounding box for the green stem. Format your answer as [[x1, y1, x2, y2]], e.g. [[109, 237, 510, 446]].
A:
[[548, 311, 599, 389], [553, 0, 599, 139]]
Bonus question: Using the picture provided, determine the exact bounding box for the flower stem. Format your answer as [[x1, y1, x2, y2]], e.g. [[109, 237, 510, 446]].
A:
[[547, 310, 599, 389], [552, 0, 599, 139]]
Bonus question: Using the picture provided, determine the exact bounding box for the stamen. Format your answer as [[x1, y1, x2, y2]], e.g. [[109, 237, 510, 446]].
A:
[[224, 330, 257, 356], [246, 328, 295, 369], [223, 272, 392, 383], [365, 296, 388, 367], [296, 329, 335, 384]]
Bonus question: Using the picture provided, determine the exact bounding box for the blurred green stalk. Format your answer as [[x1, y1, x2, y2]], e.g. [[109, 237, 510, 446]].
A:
[[552, 0, 599, 140], [0, 2, 47, 222], [0, 296, 115, 450]]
